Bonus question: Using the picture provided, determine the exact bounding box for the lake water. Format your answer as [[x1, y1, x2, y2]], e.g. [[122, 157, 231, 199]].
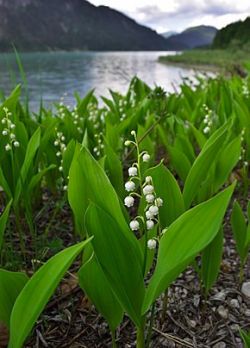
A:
[[0, 51, 206, 110]]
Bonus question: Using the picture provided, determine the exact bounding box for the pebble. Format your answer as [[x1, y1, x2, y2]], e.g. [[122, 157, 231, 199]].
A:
[[229, 299, 240, 309], [245, 309, 250, 317], [217, 305, 229, 319], [212, 291, 226, 301], [230, 323, 240, 332], [241, 282, 250, 298], [213, 342, 226, 348]]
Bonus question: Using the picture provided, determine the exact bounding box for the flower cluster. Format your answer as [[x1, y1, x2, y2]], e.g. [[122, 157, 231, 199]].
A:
[[118, 98, 127, 121], [72, 107, 84, 134], [93, 132, 104, 157], [239, 129, 248, 168], [202, 104, 213, 134], [242, 81, 249, 98], [1, 107, 19, 151], [123, 131, 161, 250], [54, 130, 67, 190]]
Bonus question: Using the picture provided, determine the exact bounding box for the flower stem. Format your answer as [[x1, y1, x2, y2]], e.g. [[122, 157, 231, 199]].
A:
[[136, 325, 145, 348], [111, 329, 117, 348], [145, 302, 156, 348]]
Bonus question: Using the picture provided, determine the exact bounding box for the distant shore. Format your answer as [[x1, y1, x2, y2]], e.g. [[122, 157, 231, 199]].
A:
[[159, 49, 250, 75]]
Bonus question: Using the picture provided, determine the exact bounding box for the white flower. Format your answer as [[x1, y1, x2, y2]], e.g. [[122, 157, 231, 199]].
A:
[[5, 144, 11, 151], [142, 153, 150, 162], [13, 141, 19, 147], [56, 151, 61, 157], [147, 239, 157, 250], [244, 161, 249, 167], [2, 130, 8, 136], [145, 194, 155, 203], [61, 136, 65, 141], [124, 196, 135, 208], [124, 140, 131, 146], [145, 176, 152, 183], [149, 205, 159, 216], [1, 118, 6, 124], [203, 126, 210, 134], [59, 166, 63, 172], [146, 210, 154, 219], [125, 181, 136, 192], [162, 228, 168, 235], [143, 185, 154, 195], [10, 133, 15, 139], [54, 140, 59, 146], [63, 185, 68, 191], [146, 220, 154, 230], [128, 166, 138, 177], [130, 220, 140, 231], [10, 124, 15, 129], [155, 198, 163, 207], [131, 130, 136, 136]]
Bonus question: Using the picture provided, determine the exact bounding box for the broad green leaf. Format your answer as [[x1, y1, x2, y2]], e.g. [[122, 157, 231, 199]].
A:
[[167, 145, 191, 182], [26, 165, 56, 195], [142, 183, 235, 314], [231, 201, 247, 262], [146, 163, 185, 227], [214, 135, 241, 192], [0, 270, 28, 327], [78, 246, 123, 331], [201, 228, 223, 293], [104, 141, 124, 198], [183, 125, 227, 208], [13, 127, 41, 207], [85, 204, 145, 327], [68, 146, 142, 260], [0, 168, 12, 199], [9, 239, 91, 348], [0, 200, 12, 252]]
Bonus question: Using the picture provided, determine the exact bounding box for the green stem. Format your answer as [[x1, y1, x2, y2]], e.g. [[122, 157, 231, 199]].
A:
[[136, 326, 145, 348], [145, 302, 156, 348], [239, 263, 244, 284], [111, 330, 117, 348]]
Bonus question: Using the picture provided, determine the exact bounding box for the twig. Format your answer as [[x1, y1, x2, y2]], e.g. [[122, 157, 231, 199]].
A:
[[153, 327, 194, 347]]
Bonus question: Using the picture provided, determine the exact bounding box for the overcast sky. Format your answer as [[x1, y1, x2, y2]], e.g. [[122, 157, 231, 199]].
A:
[[88, 0, 250, 33]]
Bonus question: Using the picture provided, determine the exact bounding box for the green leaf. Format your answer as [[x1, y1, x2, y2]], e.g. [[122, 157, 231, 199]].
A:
[[146, 163, 185, 227], [9, 239, 91, 348], [0, 200, 12, 252], [201, 227, 223, 293], [85, 204, 145, 327], [167, 145, 191, 182], [78, 245, 123, 331], [0, 270, 28, 327], [214, 135, 241, 192], [231, 201, 247, 263], [68, 146, 142, 260], [183, 125, 227, 208], [240, 330, 250, 348], [142, 183, 235, 314], [13, 127, 41, 207]]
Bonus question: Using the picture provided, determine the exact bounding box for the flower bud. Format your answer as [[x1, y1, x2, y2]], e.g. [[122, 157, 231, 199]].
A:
[[146, 220, 154, 230], [13, 141, 20, 147], [143, 185, 154, 195], [125, 181, 136, 192], [130, 220, 140, 231], [124, 196, 135, 208], [142, 153, 150, 162], [155, 198, 163, 207], [149, 205, 159, 216], [128, 166, 138, 177], [145, 194, 155, 203], [147, 239, 157, 250]]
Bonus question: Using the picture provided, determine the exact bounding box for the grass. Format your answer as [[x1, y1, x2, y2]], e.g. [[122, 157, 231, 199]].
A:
[[159, 48, 250, 73]]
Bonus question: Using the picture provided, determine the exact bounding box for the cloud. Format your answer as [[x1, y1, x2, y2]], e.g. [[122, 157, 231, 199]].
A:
[[88, 0, 250, 32]]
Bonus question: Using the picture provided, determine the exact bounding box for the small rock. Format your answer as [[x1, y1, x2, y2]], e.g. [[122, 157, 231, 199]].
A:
[[230, 323, 240, 332], [213, 342, 226, 348], [193, 294, 200, 307], [212, 291, 226, 301], [229, 299, 240, 309], [217, 305, 229, 319], [245, 309, 250, 317], [241, 282, 250, 298]]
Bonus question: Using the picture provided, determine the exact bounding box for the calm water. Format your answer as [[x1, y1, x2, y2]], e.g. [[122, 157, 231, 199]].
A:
[[0, 51, 206, 110]]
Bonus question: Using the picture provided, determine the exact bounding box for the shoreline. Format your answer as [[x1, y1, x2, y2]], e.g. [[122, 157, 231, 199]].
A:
[[158, 58, 222, 73]]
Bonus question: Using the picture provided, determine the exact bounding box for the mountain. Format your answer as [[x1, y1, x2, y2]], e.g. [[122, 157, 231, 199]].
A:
[[213, 17, 250, 49], [0, 0, 168, 51], [165, 25, 218, 50], [161, 31, 178, 39]]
